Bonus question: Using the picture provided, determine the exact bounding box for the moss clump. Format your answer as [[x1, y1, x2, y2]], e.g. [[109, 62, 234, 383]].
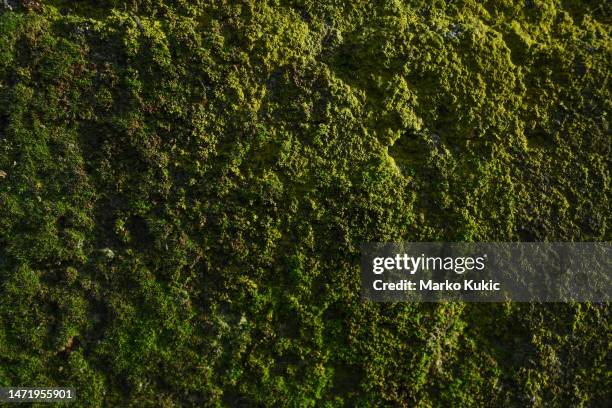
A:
[[0, 1, 610, 406]]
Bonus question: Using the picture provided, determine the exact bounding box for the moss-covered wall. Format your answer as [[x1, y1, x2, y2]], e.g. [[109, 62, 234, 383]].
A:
[[0, 1, 609, 406]]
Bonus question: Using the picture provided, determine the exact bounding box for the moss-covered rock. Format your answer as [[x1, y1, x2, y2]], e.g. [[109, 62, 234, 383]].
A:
[[0, 1, 609, 406]]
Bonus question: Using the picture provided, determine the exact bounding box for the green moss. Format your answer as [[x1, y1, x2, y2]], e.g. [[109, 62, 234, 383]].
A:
[[0, 1, 610, 406]]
